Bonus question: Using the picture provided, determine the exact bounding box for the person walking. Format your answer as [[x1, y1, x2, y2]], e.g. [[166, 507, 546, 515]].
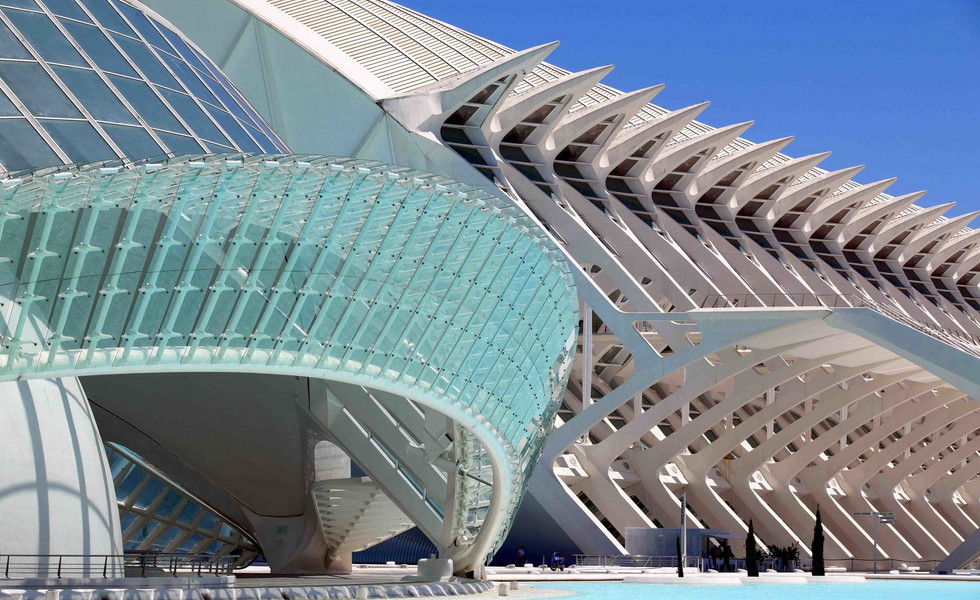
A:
[[722, 542, 734, 572], [709, 544, 721, 570], [516, 545, 526, 566]]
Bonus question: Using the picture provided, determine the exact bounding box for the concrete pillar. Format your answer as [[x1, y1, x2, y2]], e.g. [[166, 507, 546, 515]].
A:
[[314, 440, 353, 573], [582, 305, 593, 408], [0, 377, 123, 577]]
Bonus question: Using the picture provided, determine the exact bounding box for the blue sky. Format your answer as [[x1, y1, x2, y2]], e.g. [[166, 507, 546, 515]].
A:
[[408, 0, 980, 224]]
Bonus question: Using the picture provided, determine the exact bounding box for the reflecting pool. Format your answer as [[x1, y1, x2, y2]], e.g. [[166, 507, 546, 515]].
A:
[[533, 580, 979, 600]]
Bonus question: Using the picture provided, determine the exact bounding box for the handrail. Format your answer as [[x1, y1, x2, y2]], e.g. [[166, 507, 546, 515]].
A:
[[0, 553, 237, 579], [571, 553, 945, 573]]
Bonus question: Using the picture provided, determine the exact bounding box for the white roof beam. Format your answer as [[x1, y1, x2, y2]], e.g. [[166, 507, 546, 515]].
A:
[[598, 102, 710, 179], [868, 202, 955, 254], [695, 136, 794, 194], [692, 137, 794, 220], [925, 229, 980, 273], [381, 41, 560, 133], [839, 191, 926, 240], [899, 211, 980, 263], [547, 85, 664, 159], [732, 152, 832, 214], [490, 65, 614, 145], [768, 165, 864, 223], [804, 178, 897, 238], [648, 121, 754, 187]]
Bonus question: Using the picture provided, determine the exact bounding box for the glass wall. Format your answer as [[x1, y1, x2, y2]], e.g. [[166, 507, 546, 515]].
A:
[[107, 443, 260, 564], [0, 0, 288, 171]]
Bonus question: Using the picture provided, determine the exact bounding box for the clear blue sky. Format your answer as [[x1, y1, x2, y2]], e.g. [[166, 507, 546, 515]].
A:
[[408, 0, 980, 224]]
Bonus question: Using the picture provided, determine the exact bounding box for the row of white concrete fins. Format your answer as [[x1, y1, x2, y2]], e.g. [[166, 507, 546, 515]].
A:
[[257, 0, 980, 333], [371, 41, 980, 567]]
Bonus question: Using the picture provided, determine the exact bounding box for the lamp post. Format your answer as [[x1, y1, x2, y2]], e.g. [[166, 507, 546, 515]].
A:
[[853, 511, 896, 573], [680, 492, 687, 571]]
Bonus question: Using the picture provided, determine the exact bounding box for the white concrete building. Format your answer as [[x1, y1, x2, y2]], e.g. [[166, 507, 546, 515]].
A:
[[140, 0, 980, 571], [1, 0, 978, 577]]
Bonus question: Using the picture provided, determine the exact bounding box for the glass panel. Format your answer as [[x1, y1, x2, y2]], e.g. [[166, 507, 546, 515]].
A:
[[197, 511, 218, 533], [42, 0, 91, 21], [4, 8, 86, 66], [198, 70, 252, 123], [0, 89, 20, 115], [0, 60, 81, 117], [77, 0, 131, 35], [0, 1, 38, 9], [111, 32, 178, 88], [52, 65, 135, 123], [118, 467, 145, 497], [155, 131, 204, 156], [202, 103, 258, 152], [244, 123, 279, 153], [155, 25, 210, 75], [202, 141, 233, 153], [40, 118, 113, 162], [157, 51, 218, 105], [101, 123, 161, 159], [157, 88, 227, 146], [0, 118, 59, 170], [176, 502, 199, 525], [134, 477, 165, 510], [149, 525, 180, 552], [61, 19, 136, 76], [107, 74, 182, 131], [0, 18, 31, 58], [155, 489, 182, 517], [111, 0, 172, 51], [178, 533, 204, 553]]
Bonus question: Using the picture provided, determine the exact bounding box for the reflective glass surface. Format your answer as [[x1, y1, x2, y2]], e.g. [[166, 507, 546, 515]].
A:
[[106, 443, 259, 562], [0, 0, 288, 172], [0, 154, 578, 557]]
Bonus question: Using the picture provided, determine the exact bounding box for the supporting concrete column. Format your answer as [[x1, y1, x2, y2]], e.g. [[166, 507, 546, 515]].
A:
[[314, 440, 353, 574], [583, 304, 593, 408], [766, 388, 775, 440], [0, 378, 123, 577]]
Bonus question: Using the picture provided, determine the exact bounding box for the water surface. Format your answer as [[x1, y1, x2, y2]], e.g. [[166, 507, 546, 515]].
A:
[[533, 580, 979, 600]]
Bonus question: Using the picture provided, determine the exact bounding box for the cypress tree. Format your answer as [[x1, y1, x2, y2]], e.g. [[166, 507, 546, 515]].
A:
[[812, 507, 825, 576], [746, 520, 759, 577], [676, 536, 684, 577]]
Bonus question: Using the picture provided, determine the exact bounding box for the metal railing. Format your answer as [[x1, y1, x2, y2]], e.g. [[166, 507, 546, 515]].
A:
[[700, 292, 980, 358], [816, 556, 942, 573], [572, 554, 946, 573], [0, 553, 237, 579], [572, 554, 704, 570]]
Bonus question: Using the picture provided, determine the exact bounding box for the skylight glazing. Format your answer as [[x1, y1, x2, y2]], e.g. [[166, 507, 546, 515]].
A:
[[0, 0, 287, 172]]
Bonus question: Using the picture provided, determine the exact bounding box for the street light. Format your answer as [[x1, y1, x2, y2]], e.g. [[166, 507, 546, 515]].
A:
[[853, 511, 896, 573]]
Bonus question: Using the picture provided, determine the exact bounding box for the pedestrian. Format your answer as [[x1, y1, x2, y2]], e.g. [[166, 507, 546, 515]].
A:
[[722, 542, 733, 572], [709, 544, 721, 570], [516, 545, 526, 566]]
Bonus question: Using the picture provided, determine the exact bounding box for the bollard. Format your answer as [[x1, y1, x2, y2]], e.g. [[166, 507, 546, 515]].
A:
[[497, 583, 510, 596], [355, 587, 369, 599], [509, 582, 518, 591]]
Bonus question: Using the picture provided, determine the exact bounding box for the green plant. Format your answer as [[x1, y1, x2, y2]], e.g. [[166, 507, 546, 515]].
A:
[[812, 507, 825, 576], [766, 543, 801, 571], [746, 520, 759, 577]]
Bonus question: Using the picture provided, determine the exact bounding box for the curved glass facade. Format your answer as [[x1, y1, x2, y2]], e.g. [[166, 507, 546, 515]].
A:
[[0, 154, 578, 564], [0, 0, 287, 172]]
